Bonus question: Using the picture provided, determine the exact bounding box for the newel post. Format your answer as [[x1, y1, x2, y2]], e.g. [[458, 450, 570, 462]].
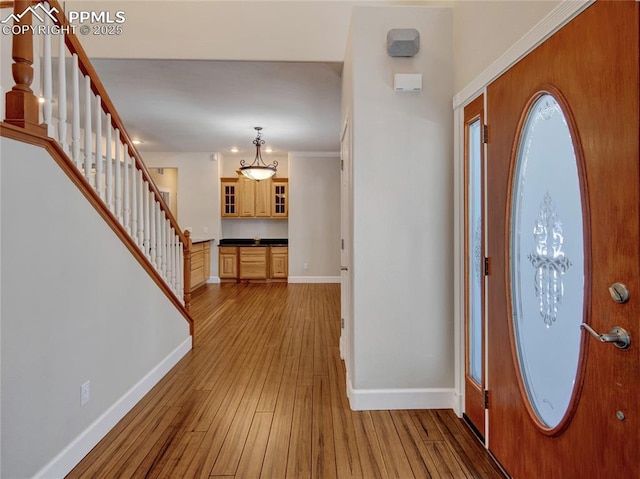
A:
[[183, 229, 192, 314], [4, 0, 46, 134]]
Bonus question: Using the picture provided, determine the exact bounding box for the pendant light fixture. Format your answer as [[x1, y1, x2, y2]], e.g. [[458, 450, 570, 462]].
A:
[[239, 127, 278, 181]]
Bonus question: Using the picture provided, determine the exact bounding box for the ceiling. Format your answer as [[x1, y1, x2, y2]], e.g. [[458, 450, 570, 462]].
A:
[[91, 59, 343, 156]]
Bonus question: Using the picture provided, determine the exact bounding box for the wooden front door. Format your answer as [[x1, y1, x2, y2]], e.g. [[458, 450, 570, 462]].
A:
[[486, 2, 639, 478]]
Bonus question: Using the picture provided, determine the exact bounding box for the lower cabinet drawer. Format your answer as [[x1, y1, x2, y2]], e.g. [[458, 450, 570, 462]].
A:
[[239, 248, 267, 279]]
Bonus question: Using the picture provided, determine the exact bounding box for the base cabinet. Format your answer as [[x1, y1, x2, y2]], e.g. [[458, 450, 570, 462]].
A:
[[190, 241, 211, 291], [218, 245, 287, 281], [219, 246, 238, 279], [270, 247, 288, 278]]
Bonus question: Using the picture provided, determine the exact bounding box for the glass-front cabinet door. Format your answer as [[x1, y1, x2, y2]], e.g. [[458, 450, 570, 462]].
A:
[[272, 178, 288, 217], [221, 178, 238, 217]]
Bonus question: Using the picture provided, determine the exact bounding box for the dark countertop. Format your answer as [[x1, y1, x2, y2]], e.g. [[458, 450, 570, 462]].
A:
[[219, 238, 288, 247]]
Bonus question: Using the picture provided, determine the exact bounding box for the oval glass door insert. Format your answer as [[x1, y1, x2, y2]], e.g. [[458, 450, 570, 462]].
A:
[[510, 93, 585, 429]]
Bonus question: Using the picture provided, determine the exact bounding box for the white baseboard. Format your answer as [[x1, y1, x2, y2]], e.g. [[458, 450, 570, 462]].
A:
[[452, 391, 463, 417], [288, 276, 341, 284], [346, 375, 456, 411], [33, 337, 192, 479], [207, 276, 220, 284]]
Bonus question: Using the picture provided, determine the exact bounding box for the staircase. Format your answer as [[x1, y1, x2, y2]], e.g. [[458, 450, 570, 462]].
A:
[[1, 2, 195, 477]]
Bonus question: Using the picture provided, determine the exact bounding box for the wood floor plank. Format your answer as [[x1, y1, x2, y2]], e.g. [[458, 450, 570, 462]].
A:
[[256, 348, 287, 412], [351, 411, 389, 479], [66, 284, 504, 479], [130, 424, 187, 478], [313, 320, 328, 376], [296, 320, 315, 386], [312, 375, 337, 479], [390, 410, 435, 479], [186, 366, 256, 479], [424, 441, 473, 479], [156, 430, 205, 479], [210, 345, 277, 476], [327, 347, 362, 479], [260, 358, 299, 479], [370, 410, 415, 478], [234, 412, 274, 479], [286, 386, 313, 479], [411, 410, 446, 442]]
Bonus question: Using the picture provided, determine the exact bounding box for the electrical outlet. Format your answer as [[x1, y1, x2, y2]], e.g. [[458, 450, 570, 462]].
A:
[[81, 381, 90, 406], [202, 227, 208, 234], [303, 262, 309, 270]]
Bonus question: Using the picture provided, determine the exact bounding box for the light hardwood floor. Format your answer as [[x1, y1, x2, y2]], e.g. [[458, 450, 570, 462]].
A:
[[67, 283, 505, 478]]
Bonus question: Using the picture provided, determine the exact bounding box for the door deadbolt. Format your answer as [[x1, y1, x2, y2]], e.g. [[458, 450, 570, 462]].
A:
[[609, 283, 630, 304]]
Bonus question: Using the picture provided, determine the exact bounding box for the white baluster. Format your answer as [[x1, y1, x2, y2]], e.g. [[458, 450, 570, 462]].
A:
[[72, 54, 81, 168], [131, 157, 138, 244], [105, 117, 113, 212], [143, 181, 150, 258], [179, 242, 185, 304], [166, 219, 173, 288], [123, 152, 130, 234], [137, 171, 144, 248], [175, 234, 182, 296], [114, 129, 122, 222], [150, 191, 156, 267], [174, 230, 179, 292], [160, 210, 167, 278], [58, 34, 68, 152], [156, 203, 163, 271], [42, 9, 53, 136], [95, 96, 103, 199], [84, 75, 92, 185]]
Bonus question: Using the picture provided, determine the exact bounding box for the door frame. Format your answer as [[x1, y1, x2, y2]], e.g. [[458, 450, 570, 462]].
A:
[[339, 115, 354, 386], [452, 0, 592, 426]]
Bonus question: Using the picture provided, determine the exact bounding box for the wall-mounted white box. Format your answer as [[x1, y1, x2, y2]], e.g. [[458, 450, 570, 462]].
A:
[[394, 73, 422, 91]]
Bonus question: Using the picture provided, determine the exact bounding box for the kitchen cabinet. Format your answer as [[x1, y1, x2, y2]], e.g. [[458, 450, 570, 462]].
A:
[[222, 176, 287, 218], [218, 244, 288, 281], [270, 246, 288, 278], [190, 241, 210, 291], [218, 246, 238, 279], [238, 176, 256, 216], [239, 176, 271, 217], [271, 179, 288, 217], [221, 178, 239, 217], [239, 247, 268, 279], [254, 179, 271, 217]]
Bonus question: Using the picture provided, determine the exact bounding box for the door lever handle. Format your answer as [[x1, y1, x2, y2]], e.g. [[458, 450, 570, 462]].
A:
[[580, 323, 631, 350], [340, 266, 348, 271]]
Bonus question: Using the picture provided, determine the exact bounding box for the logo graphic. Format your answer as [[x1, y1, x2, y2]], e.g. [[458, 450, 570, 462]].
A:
[[1, 3, 59, 24]]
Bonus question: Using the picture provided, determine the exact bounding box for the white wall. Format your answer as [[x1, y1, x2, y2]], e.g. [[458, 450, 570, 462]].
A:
[[453, 0, 560, 93], [149, 167, 179, 219], [144, 152, 219, 241], [221, 219, 288, 239], [0, 138, 190, 478], [289, 153, 341, 281], [344, 5, 454, 407]]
